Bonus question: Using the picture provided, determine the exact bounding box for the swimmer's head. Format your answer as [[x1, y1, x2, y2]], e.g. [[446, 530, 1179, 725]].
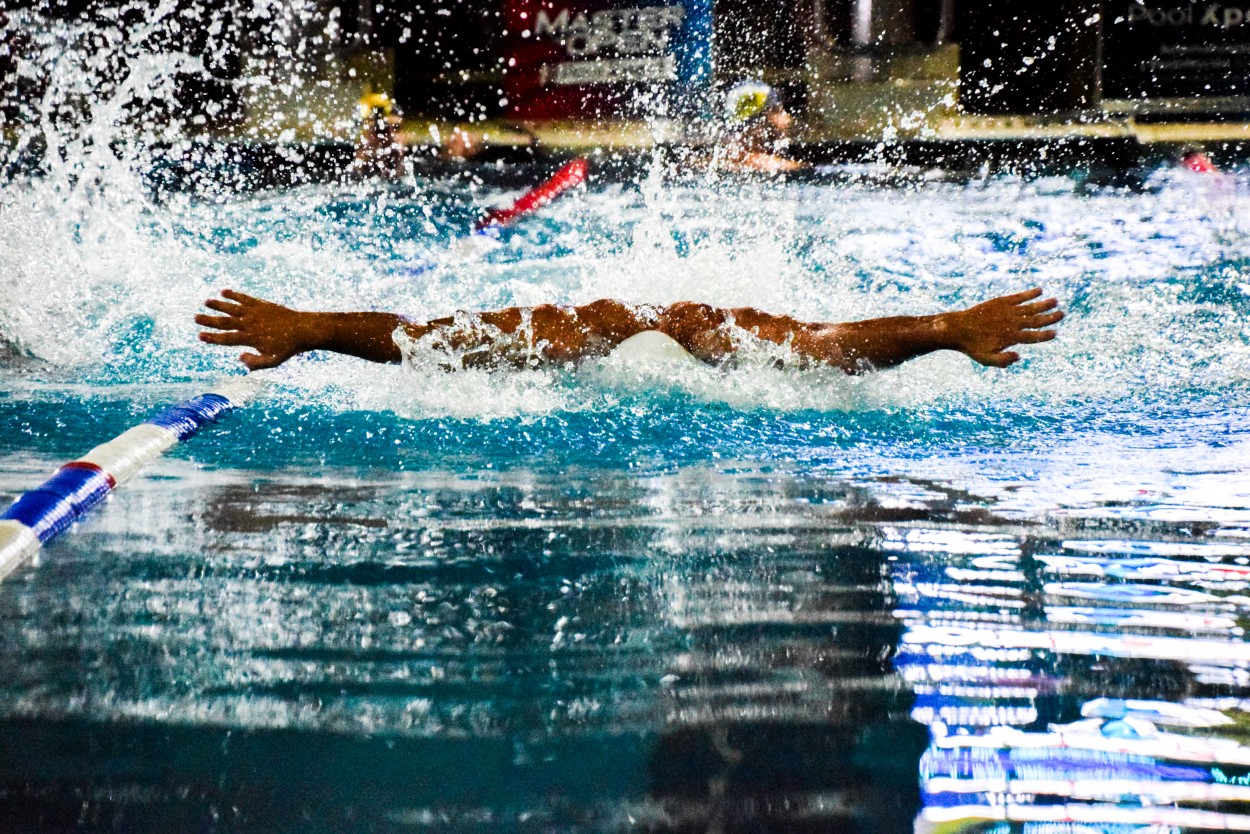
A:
[[723, 81, 793, 151], [358, 92, 394, 120], [357, 92, 403, 151], [725, 82, 780, 123]]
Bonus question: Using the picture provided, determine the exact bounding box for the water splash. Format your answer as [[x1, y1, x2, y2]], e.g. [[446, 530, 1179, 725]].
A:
[[1, 4, 1249, 420], [0, 4, 216, 367]]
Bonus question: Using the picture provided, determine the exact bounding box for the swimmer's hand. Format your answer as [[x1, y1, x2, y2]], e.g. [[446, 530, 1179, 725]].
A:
[[938, 288, 1064, 368], [197, 290, 309, 370], [196, 290, 405, 370], [807, 287, 1064, 372]]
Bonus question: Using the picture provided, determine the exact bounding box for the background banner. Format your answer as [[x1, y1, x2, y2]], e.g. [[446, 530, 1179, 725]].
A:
[[503, 0, 701, 119], [1103, 0, 1250, 99]]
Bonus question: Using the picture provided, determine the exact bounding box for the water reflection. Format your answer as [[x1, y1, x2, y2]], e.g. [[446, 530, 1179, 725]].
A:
[[1, 452, 1250, 831], [650, 539, 925, 832], [893, 528, 1250, 832]]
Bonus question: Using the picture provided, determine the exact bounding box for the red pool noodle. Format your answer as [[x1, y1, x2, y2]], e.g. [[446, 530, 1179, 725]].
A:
[[474, 158, 588, 231], [1182, 151, 1218, 174]]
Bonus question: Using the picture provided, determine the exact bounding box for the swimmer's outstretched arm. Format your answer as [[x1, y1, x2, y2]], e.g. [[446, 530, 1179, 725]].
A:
[[197, 290, 408, 369], [753, 287, 1064, 371], [197, 288, 1062, 372]]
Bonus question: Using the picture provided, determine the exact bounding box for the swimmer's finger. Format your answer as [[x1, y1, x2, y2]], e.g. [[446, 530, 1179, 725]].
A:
[[981, 351, 1020, 368], [1018, 298, 1059, 316], [204, 298, 244, 315], [221, 289, 262, 305], [998, 287, 1044, 305], [194, 313, 237, 330], [1015, 329, 1057, 344], [241, 352, 284, 371], [199, 330, 251, 346], [1023, 310, 1065, 328]]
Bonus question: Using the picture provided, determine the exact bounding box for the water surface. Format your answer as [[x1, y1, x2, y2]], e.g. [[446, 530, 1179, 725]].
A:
[[2, 157, 1250, 832]]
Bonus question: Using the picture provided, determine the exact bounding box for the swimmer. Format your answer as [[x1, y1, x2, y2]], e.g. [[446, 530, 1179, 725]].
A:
[[716, 81, 804, 174], [1180, 147, 1219, 175], [351, 91, 523, 172], [351, 92, 408, 178], [197, 288, 1063, 373]]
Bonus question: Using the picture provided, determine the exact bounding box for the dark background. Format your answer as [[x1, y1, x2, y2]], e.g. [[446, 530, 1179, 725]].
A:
[[3, 1, 1249, 127]]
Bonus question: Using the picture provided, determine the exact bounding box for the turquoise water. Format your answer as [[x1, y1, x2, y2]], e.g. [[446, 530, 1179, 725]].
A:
[[3, 159, 1250, 832]]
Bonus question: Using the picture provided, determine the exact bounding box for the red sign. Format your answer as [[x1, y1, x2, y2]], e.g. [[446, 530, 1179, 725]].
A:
[[503, 0, 687, 119]]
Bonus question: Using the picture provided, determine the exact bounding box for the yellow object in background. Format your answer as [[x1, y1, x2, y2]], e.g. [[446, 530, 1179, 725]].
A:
[[724, 81, 778, 122], [357, 92, 394, 120]]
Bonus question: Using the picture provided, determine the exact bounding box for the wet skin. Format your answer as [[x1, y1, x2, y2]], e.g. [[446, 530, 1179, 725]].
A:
[[722, 106, 804, 174], [196, 289, 1064, 374]]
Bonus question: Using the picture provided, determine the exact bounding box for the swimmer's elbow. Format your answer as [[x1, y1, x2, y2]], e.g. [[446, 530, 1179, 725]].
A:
[[577, 298, 654, 341], [658, 301, 732, 360]]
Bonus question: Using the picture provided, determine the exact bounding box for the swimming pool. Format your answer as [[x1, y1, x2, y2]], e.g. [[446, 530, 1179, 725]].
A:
[[2, 147, 1250, 832]]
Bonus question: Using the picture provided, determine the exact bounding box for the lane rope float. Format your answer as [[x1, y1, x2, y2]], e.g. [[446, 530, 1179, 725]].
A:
[[0, 375, 266, 582], [473, 157, 588, 231]]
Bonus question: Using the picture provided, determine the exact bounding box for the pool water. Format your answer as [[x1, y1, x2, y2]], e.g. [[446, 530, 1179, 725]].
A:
[[3, 154, 1250, 833]]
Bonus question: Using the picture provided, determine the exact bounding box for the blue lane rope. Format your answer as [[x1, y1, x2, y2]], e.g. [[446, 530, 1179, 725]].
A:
[[2, 466, 113, 542], [0, 376, 265, 582], [147, 393, 235, 439]]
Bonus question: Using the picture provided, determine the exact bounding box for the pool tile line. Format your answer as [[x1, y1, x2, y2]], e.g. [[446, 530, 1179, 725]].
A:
[[0, 376, 267, 583]]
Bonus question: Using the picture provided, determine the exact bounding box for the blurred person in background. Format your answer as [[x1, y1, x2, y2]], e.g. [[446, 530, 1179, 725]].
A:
[[352, 92, 408, 178], [717, 81, 804, 174]]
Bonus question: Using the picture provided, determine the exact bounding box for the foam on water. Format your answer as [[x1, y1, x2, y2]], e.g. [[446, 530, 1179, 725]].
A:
[[6, 169, 1250, 422], [315, 170, 1250, 420], [0, 6, 216, 370]]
